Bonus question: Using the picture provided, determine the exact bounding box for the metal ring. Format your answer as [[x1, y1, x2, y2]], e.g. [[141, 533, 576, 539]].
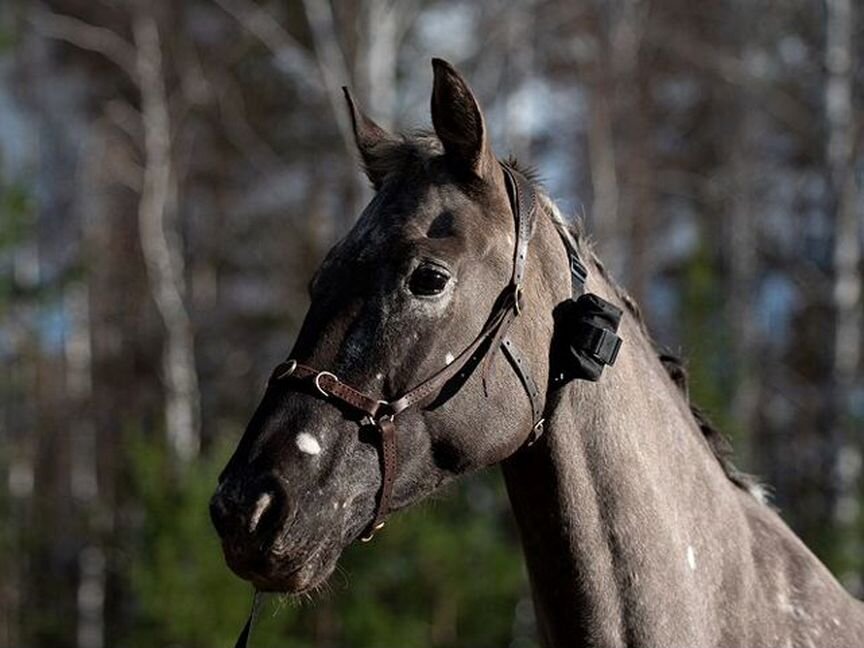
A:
[[360, 521, 386, 543], [361, 401, 390, 427], [274, 359, 297, 380], [314, 371, 338, 397]]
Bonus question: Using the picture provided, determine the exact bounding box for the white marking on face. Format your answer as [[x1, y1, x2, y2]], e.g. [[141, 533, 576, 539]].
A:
[[249, 493, 273, 532], [296, 432, 321, 456], [375, 372, 384, 381], [686, 545, 696, 571], [445, 353, 454, 365]]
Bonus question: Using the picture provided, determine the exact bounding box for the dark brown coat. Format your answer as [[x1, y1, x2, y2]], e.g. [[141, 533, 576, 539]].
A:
[[212, 59, 864, 647]]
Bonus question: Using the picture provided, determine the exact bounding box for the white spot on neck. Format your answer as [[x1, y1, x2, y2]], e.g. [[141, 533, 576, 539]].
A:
[[375, 372, 384, 381], [686, 545, 696, 571], [749, 483, 770, 504], [296, 432, 321, 456], [445, 352, 455, 365]]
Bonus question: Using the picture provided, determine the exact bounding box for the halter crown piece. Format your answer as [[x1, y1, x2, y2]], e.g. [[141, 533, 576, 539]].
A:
[[268, 162, 622, 541], [233, 163, 623, 648]]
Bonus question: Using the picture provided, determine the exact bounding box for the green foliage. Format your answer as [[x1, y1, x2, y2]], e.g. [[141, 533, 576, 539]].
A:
[[680, 241, 736, 439], [124, 438, 255, 648], [0, 178, 34, 304], [0, 19, 15, 54], [0, 181, 33, 247], [334, 480, 530, 648], [123, 437, 534, 648]]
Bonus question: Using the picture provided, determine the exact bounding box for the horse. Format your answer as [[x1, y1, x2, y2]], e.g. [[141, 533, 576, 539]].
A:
[[210, 58, 864, 647]]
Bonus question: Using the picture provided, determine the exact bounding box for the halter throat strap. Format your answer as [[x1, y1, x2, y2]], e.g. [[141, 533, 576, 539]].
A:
[[269, 164, 540, 542], [234, 165, 624, 648]]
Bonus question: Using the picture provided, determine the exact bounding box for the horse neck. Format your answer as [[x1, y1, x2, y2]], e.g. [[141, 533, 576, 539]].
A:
[[502, 222, 748, 646]]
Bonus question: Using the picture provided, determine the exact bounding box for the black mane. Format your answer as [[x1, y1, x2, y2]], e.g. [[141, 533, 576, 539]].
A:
[[508, 154, 766, 501], [387, 144, 763, 501]]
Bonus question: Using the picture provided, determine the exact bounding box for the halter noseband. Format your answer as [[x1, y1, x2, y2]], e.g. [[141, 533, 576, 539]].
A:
[[267, 163, 621, 542]]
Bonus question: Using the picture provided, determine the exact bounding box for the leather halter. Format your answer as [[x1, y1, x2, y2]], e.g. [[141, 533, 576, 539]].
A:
[[234, 164, 624, 648], [268, 163, 544, 541]]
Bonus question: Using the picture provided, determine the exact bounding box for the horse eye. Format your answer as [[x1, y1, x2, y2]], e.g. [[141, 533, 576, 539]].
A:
[[408, 266, 450, 296]]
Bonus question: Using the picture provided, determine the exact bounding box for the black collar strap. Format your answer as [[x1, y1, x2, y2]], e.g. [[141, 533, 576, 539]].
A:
[[552, 232, 623, 386]]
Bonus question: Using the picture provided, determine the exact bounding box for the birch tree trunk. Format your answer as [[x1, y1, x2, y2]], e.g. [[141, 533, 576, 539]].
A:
[[133, 12, 200, 462], [361, 0, 398, 126], [503, 0, 537, 163], [824, 0, 862, 594], [586, 32, 622, 274], [612, 0, 652, 306]]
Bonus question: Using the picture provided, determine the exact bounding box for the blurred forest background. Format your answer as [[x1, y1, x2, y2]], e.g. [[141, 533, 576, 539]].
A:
[[0, 0, 862, 646]]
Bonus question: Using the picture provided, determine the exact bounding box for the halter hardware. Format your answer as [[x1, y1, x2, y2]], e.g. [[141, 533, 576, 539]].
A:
[[314, 371, 339, 397], [274, 359, 297, 381], [235, 162, 626, 648], [266, 162, 623, 543], [360, 517, 387, 542]]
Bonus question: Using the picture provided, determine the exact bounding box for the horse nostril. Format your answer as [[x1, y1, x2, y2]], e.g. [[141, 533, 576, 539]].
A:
[[209, 477, 290, 544]]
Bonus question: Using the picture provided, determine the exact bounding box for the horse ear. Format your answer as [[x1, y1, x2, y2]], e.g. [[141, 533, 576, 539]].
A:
[[430, 58, 495, 178], [343, 87, 397, 189]]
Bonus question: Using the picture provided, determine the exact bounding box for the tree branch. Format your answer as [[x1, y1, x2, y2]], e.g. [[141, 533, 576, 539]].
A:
[[213, 0, 320, 86], [28, 5, 137, 80]]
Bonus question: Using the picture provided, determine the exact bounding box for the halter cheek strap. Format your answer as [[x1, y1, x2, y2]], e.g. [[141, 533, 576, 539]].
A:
[[267, 164, 625, 542], [232, 164, 624, 648], [268, 270, 531, 540], [269, 164, 544, 543]]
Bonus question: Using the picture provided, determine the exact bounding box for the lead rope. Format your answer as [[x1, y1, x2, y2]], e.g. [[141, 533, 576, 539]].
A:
[[233, 590, 263, 648]]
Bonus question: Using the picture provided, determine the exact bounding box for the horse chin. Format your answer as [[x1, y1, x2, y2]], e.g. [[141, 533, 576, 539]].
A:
[[251, 555, 337, 595], [223, 536, 340, 595]]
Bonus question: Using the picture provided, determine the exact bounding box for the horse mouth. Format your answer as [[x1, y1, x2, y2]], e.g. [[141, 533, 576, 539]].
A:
[[222, 536, 338, 594]]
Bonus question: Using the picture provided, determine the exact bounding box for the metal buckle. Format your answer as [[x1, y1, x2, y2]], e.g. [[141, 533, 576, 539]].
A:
[[314, 371, 338, 397], [274, 359, 298, 380], [514, 286, 524, 315], [604, 334, 622, 366], [527, 418, 545, 446], [360, 521, 385, 543], [588, 329, 622, 366], [569, 255, 588, 287], [361, 401, 389, 427]]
